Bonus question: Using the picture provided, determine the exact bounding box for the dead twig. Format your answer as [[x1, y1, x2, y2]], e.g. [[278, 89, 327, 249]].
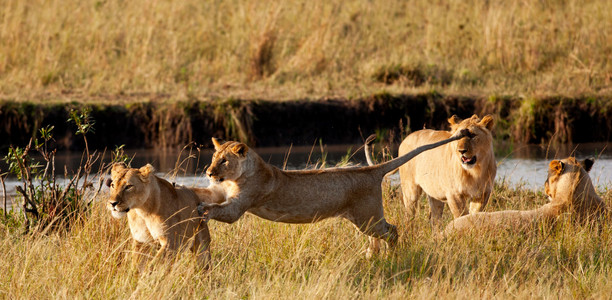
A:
[[16, 186, 39, 233], [86, 176, 105, 206]]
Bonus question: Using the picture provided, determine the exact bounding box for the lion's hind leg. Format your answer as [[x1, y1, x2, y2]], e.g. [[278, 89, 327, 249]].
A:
[[347, 206, 398, 259], [361, 219, 398, 259]]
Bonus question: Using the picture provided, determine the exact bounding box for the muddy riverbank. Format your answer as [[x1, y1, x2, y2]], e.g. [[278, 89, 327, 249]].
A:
[[1, 93, 611, 150]]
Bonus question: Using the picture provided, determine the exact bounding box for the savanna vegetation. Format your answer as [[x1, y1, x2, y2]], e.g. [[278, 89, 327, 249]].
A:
[[0, 116, 611, 298], [0, 0, 610, 102], [1, 168, 612, 298], [1, 0, 612, 297]]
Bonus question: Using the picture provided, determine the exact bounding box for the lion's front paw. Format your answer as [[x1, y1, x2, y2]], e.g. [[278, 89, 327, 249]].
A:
[[197, 202, 213, 222]]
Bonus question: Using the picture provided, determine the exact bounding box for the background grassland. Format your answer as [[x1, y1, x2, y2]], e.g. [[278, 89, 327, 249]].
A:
[[1, 0, 611, 102], [1, 182, 611, 298]]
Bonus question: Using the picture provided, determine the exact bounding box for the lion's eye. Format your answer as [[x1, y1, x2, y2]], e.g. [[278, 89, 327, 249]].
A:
[[125, 184, 134, 191], [220, 158, 227, 165]]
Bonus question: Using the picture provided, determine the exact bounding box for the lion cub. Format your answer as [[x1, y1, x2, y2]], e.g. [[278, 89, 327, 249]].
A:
[[197, 132, 468, 257], [443, 157, 608, 236], [106, 163, 213, 267]]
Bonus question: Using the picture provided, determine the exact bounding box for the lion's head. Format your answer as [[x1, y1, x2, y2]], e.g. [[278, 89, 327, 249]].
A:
[[106, 163, 155, 219], [544, 157, 594, 204], [206, 138, 250, 183], [448, 114, 494, 170]]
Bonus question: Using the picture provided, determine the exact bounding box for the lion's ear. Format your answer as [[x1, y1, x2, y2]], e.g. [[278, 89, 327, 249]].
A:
[[212, 138, 223, 151], [139, 164, 155, 181], [549, 160, 565, 175], [231, 143, 249, 157], [479, 115, 494, 131], [582, 158, 594, 172], [448, 115, 461, 126]]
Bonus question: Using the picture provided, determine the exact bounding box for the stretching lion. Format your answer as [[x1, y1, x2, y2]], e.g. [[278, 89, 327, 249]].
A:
[[197, 131, 468, 257], [106, 163, 213, 267], [443, 157, 608, 236], [397, 114, 496, 227]]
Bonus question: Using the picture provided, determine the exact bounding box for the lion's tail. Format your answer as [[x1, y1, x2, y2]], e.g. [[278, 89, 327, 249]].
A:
[[373, 129, 468, 176], [364, 134, 399, 176], [364, 134, 377, 167]]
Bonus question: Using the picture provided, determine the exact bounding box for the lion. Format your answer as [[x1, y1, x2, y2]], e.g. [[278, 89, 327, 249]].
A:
[[397, 114, 496, 227], [443, 157, 608, 236], [197, 131, 469, 257], [106, 163, 213, 267]]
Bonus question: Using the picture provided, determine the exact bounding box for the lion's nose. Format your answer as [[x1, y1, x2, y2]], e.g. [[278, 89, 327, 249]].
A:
[[110, 201, 119, 207], [458, 149, 468, 154]]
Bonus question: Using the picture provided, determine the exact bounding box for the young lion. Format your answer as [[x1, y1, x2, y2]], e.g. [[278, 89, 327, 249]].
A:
[[398, 114, 496, 227], [443, 157, 608, 236], [197, 131, 468, 257], [106, 163, 213, 267]]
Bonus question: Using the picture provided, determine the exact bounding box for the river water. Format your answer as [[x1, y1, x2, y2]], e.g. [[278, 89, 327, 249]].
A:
[[1, 142, 611, 206]]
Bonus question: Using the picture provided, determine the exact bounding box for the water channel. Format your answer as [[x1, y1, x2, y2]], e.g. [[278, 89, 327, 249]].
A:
[[1, 142, 611, 207]]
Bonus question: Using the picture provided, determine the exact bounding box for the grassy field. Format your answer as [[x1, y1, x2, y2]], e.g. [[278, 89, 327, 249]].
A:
[[1, 181, 611, 298], [1, 0, 612, 297], [1, 0, 611, 102]]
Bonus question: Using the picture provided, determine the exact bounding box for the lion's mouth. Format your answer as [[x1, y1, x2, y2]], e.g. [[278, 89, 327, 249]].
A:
[[461, 155, 477, 165], [110, 207, 130, 219], [111, 206, 130, 213]]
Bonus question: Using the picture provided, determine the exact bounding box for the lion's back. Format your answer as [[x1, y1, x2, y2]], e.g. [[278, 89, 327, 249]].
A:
[[168, 185, 205, 223], [143, 180, 206, 241], [399, 129, 451, 156], [443, 210, 538, 236]]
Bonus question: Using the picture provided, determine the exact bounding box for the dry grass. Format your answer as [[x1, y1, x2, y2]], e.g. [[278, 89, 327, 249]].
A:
[[1, 181, 611, 298], [0, 0, 611, 102]]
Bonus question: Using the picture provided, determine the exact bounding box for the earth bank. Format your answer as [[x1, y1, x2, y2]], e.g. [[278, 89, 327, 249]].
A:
[[1, 93, 611, 151]]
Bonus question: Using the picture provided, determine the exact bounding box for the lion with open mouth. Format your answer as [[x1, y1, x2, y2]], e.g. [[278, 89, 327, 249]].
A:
[[397, 114, 496, 227]]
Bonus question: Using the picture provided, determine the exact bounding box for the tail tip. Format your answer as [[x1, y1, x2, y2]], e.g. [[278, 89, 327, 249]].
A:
[[365, 134, 377, 146]]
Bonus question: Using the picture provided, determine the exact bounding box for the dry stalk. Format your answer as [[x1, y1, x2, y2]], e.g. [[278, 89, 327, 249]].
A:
[[1, 174, 6, 218]]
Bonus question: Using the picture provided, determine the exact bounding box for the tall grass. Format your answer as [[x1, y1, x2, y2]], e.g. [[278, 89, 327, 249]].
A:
[[0, 0, 610, 101], [1, 181, 611, 298]]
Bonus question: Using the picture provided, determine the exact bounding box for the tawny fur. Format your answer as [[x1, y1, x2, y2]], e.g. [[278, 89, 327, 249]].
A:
[[443, 157, 608, 236], [197, 132, 468, 257], [397, 114, 496, 226], [107, 163, 215, 267]]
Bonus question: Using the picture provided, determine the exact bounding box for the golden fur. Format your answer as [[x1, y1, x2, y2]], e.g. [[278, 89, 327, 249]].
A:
[[197, 133, 468, 257], [443, 157, 608, 236], [398, 114, 496, 226], [107, 163, 213, 267]]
